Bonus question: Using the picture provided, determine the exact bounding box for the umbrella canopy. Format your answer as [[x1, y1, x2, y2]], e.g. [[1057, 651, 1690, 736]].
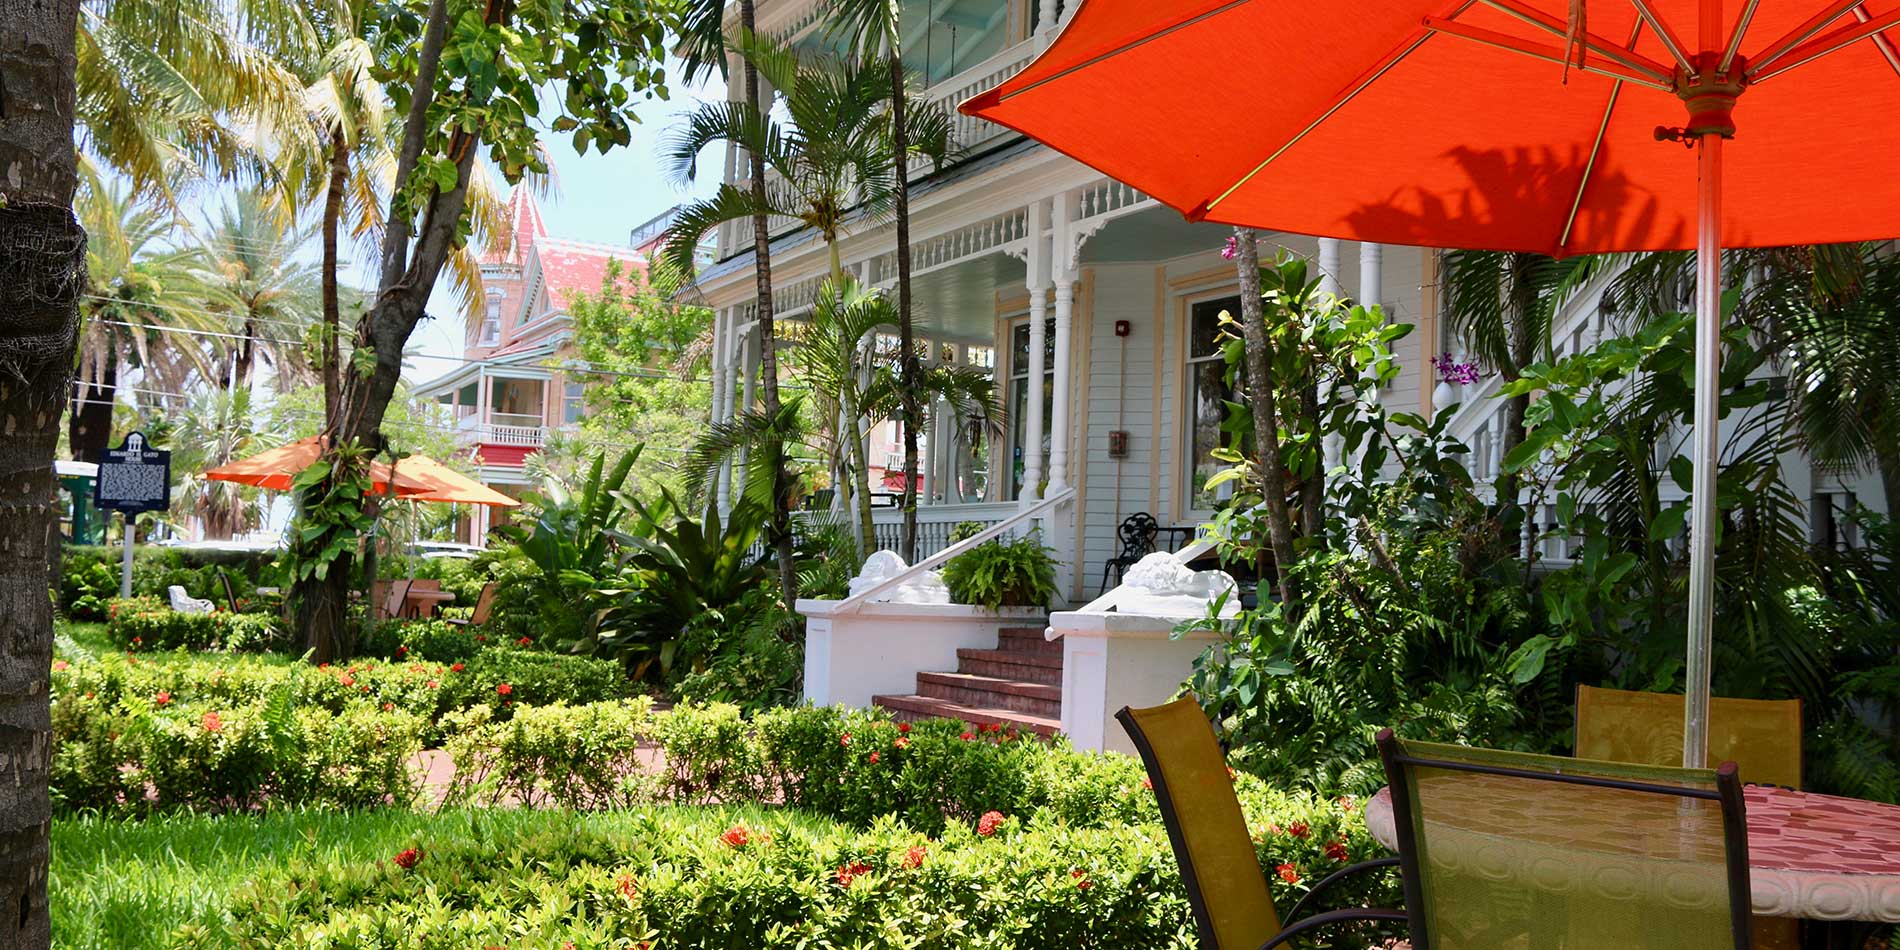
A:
[[204, 437, 519, 508], [963, 0, 1896, 766], [387, 455, 521, 507], [963, 0, 1900, 254]]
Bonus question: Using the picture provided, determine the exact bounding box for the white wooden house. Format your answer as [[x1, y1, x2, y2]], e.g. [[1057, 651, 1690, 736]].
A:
[[689, 0, 1887, 750]]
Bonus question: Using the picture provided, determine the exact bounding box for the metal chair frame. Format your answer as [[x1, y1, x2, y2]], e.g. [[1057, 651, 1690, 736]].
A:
[[1100, 512, 1161, 593], [1116, 704, 1406, 950]]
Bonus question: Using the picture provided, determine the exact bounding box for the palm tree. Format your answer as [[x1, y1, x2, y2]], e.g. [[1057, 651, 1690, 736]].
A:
[[75, 0, 308, 202], [673, 0, 793, 603], [1440, 250, 1599, 508], [828, 0, 935, 563], [0, 0, 83, 934], [71, 181, 219, 459], [168, 387, 283, 538], [189, 187, 323, 392]]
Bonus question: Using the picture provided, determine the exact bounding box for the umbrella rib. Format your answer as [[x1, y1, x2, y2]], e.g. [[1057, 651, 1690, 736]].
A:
[[984, 0, 1262, 104], [1196, 25, 1443, 217], [1746, 0, 1865, 76], [1477, 0, 1675, 82], [1627, 0, 1699, 74], [1751, 4, 1900, 80], [1421, 16, 1677, 89], [1562, 21, 1645, 250], [1851, 6, 1900, 76], [1720, 0, 1765, 72]]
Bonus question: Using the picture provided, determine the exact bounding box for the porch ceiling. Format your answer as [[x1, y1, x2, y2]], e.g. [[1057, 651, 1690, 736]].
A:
[[1079, 205, 1231, 265], [908, 252, 1025, 345]]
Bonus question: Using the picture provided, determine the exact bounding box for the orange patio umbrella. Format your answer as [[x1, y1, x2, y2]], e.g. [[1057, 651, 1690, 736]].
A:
[[963, 0, 1900, 765], [204, 437, 518, 507]]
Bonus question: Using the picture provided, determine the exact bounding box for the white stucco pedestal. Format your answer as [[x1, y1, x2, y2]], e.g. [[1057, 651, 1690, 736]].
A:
[[1048, 611, 1223, 755], [796, 600, 1050, 708]]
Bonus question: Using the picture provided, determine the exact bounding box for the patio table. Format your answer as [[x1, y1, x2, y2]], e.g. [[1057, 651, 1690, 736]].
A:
[[1364, 782, 1900, 923], [401, 589, 455, 620]]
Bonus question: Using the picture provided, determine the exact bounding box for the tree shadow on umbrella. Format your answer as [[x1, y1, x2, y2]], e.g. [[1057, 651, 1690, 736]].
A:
[[1339, 142, 1682, 257]]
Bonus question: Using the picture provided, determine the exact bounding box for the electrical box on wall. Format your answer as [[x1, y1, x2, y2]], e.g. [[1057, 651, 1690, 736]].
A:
[[1108, 430, 1129, 458]]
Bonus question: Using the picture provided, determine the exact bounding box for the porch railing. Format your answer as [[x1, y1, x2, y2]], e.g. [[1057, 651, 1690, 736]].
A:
[[481, 424, 546, 448], [830, 489, 1075, 615], [869, 501, 1019, 562]]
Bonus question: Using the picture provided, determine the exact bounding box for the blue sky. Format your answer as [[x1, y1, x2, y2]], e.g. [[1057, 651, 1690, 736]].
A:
[[402, 67, 729, 384]]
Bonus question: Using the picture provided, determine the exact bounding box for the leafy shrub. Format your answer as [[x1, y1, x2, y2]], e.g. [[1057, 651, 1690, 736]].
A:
[[51, 682, 421, 814], [353, 618, 484, 664], [59, 554, 121, 621], [431, 648, 629, 721], [227, 808, 1201, 950], [105, 598, 288, 653], [671, 588, 802, 712], [440, 699, 659, 809], [941, 535, 1058, 608]]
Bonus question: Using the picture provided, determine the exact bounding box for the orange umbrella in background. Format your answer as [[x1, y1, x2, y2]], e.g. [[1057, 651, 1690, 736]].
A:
[[204, 437, 518, 507], [963, 0, 1900, 765]]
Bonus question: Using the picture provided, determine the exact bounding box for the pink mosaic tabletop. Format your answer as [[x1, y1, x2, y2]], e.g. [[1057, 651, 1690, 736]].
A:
[[1365, 784, 1900, 922]]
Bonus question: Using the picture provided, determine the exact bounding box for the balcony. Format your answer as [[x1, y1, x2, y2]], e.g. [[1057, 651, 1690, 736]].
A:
[[716, 39, 1039, 258]]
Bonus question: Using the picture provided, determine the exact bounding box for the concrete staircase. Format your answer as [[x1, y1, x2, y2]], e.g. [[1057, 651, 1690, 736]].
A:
[[873, 625, 1062, 736]]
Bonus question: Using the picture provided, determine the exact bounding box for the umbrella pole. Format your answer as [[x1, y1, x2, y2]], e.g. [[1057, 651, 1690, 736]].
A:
[[1683, 131, 1723, 770]]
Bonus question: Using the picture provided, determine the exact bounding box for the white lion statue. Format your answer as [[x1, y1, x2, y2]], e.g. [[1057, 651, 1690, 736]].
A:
[[1116, 552, 1239, 617], [848, 550, 951, 604]]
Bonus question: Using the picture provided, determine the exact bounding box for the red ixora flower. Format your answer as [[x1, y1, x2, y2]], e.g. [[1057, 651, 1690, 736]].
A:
[[396, 646, 407, 657], [1140, 776, 1154, 791], [495, 683, 513, 696], [154, 691, 171, 706], [903, 845, 927, 869], [201, 711, 223, 732], [839, 732, 851, 746], [1285, 822, 1309, 839], [394, 848, 422, 870], [976, 811, 1006, 837], [517, 636, 532, 646], [868, 751, 880, 764], [1071, 868, 1091, 889], [450, 663, 465, 672], [1276, 863, 1300, 884], [720, 824, 751, 849], [894, 737, 909, 749], [426, 680, 439, 689], [959, 731, 976, 741], [834, 861, 871, 888], [1326, 841, 1351, 863], [51, 660, 69, 672], [382, 703, 395, 712], [616, 871, 638, 902], [339, 675, 356, 687], [897, 722, 911, 734]]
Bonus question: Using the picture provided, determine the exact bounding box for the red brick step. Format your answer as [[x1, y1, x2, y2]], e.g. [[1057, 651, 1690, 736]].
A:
[[872, 693, 1061, 737]]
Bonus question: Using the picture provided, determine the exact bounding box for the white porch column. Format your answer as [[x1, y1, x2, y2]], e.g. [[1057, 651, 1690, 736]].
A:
[[1317, 238, 1343, 299], [1358, 242, 1384, 308], [922, 339, 941, 505], [1048, 280, 1075, 495], [1036, 0, 1059, 37], [475, 365, 490, 433], [715, 309, 735, 512], [1022, 199, 1051, 506]]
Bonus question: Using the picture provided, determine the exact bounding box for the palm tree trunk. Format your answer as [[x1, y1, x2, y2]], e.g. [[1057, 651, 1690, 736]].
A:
[[0, 0, 82, 941], [1232, 229, 1299, 613], [68, 349, 117, 460], [842, 382, 876, 550], [233, 319, 257, 390], [1880, 448, 1900, 534], [889, 52, 922, 563], [739, 0, 796, 604], [321, 128, 348, 426]]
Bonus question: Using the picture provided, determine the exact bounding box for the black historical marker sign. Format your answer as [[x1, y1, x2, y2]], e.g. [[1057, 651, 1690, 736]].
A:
[[94, 431, 171, 514]]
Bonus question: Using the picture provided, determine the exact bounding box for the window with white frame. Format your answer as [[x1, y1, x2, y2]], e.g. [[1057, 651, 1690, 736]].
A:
[[1006, 317, 1054, 500], [562, 380, 585, 425], [480, 291, 503, 346], [1185, 295, 1244, 511]]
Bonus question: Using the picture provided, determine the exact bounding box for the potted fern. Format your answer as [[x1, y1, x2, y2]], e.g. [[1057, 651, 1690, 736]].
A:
[[940, 536, 1058, 609]]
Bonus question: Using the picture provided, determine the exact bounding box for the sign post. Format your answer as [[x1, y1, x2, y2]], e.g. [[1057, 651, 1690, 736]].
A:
[[94, 432, 171, 598]]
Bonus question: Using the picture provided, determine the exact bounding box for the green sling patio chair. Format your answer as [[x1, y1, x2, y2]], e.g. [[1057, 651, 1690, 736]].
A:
[[1116, 699, 1406, 950], [1575, 685, 1801, 950], [1575, 685, 1803, 789], [1377, 730, 1754, 950]]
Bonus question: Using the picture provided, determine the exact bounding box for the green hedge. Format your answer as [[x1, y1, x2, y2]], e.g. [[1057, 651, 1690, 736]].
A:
[[105, 598, 287, 653], [60, 545, 284, 621]]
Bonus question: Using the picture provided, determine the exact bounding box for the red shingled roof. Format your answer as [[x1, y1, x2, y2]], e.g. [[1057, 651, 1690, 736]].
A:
[[533, 238, 645, 309]]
